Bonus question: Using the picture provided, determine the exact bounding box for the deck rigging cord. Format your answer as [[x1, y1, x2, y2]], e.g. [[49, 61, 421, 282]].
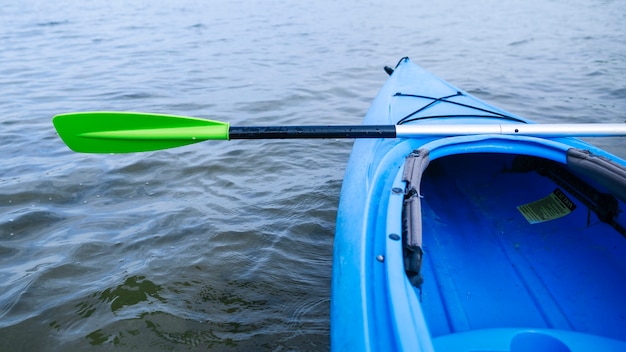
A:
[[395, 92, 526, 125]]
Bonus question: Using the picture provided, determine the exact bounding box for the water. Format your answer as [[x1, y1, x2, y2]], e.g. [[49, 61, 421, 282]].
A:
[[1, 0, 625, 350]]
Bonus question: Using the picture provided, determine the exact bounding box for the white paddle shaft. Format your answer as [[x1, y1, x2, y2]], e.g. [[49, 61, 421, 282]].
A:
[[396, 123, 626, 138]]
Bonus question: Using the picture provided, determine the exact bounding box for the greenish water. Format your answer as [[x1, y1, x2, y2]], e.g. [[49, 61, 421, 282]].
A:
[[1, 0, 625, 350]]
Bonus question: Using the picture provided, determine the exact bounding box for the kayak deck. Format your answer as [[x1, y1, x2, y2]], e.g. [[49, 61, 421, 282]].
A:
[[420, 152, 626, 341]]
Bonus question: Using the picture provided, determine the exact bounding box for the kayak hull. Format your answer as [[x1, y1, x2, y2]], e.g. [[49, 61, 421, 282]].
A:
[[332, 58, 626, 351]]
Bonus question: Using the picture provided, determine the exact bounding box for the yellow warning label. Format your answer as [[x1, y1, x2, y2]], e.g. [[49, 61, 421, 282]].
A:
[[517, 188, 576, 224]]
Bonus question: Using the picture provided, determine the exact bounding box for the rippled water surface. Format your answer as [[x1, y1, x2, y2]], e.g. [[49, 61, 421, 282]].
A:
[[1, 0, 625, 350]]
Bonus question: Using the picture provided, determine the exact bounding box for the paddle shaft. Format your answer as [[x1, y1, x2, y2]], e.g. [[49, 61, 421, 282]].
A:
[[229, 125, 396, 139], [397, 123, 626, 137], [229, 123, 626, 139]]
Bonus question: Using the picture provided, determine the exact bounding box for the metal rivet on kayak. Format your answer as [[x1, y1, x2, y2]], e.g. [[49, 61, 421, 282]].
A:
[[392, 187, 403, 194], [376, 255, 385, 263], [515, 129, 519, 133], [389, 233, 400, 241]]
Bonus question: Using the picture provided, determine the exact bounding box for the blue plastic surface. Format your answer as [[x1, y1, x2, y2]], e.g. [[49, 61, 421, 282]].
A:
[[331, 58, 626, 351]]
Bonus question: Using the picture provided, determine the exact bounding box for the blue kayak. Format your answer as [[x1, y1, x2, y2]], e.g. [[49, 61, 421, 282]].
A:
[[332, 57, 626, 351]]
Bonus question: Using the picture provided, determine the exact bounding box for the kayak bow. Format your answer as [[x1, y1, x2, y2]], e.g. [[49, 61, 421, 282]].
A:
[[332, 57, 626, 352]]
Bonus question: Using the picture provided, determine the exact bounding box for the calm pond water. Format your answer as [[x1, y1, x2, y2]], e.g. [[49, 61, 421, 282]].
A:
[[1, 0, 625, 350]]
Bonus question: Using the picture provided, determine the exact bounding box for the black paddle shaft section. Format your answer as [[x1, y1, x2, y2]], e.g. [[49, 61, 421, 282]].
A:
[[229, 125, 397, 139]]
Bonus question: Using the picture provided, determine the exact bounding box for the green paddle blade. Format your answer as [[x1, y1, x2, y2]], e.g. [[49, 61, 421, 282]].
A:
[[52, 112, 230, 153]]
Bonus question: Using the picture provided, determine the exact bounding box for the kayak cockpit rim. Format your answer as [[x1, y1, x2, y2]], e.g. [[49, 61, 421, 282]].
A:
[[398, 135, 626, 291]]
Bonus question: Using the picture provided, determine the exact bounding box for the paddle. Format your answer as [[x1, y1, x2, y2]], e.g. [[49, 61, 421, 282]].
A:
[[52, 111, 626, 153]]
